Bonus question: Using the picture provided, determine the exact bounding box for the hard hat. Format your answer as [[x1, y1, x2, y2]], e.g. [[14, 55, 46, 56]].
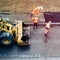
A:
[[37, 6, 43, 10]]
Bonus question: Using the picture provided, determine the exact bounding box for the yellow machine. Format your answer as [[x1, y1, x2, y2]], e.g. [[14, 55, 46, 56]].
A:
[[0, 18, 30, 46]]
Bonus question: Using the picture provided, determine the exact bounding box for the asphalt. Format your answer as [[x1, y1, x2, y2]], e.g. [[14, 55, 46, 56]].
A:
[[0, 13, 60, 60], [0, 26, 60, 60]]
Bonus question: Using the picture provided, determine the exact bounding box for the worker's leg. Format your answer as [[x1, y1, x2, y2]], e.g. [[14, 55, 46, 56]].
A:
[[33, 23, 35, 29], [35, 23, 38, 29], [44, 29, 49, 43], [44, 29, 49, 37]]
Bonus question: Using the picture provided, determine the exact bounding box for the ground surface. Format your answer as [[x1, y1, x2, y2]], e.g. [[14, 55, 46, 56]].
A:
[[0, 26, 60, 60], [0, 14, 60, 60]]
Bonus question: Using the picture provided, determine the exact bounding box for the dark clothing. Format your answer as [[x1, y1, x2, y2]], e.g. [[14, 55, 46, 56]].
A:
[[33, 23, 38, 29], [46, 27, 49, 30], [44, 30, 49, 37], [21, 35, 29, 42]]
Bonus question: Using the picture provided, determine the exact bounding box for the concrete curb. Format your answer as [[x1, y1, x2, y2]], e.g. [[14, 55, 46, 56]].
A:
[[25, 23, 60, 26]]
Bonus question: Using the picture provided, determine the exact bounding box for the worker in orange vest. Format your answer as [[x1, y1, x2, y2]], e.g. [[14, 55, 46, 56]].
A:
[[31, 6, 43, 17], [32, 16, 39, 29], [45, 21, 51, 37]]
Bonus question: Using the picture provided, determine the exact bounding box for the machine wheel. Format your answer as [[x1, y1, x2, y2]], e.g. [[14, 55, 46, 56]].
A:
[[0, 31, 14, 46], [0, 38, 13, 45]]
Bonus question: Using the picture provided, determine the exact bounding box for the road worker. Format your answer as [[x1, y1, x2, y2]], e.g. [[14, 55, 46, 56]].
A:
[[45, 21, 51, 37], [31, 6, 43, 17], [31, 6, 43, 29], [32, 16, 39, 29]]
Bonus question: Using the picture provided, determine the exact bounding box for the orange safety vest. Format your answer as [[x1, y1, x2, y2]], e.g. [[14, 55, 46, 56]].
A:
[[32, 16, 38, 23]]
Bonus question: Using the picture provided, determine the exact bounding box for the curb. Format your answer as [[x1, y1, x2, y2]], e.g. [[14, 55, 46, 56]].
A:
[[25, 23, 60, 26]]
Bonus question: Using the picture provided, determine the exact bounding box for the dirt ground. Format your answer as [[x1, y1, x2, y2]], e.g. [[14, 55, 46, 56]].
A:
[[0, 0, 60, 13]]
